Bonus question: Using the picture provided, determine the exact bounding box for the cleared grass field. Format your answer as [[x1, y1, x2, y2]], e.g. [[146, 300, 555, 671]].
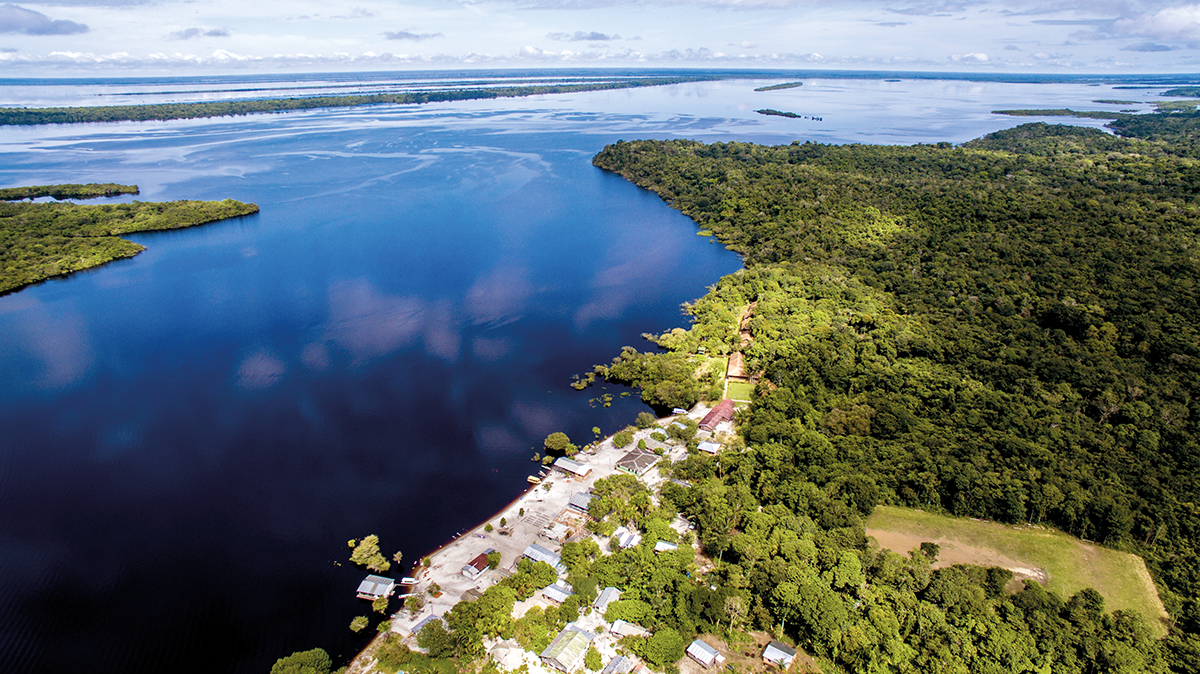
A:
[[866, 506, 1168, 636], [725, 381, 755, 401]]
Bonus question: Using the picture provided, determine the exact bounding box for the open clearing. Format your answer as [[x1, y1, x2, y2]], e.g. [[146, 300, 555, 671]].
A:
[[726, 381, 755, 401], [866, 506, 1168, 636]]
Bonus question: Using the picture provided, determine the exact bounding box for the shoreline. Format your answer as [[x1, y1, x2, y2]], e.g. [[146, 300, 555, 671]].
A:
[[344, 405, 726, 673]]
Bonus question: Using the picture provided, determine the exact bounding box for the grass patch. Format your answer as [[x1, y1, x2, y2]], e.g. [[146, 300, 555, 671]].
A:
[[866, 505, 1168, 636], [725, 381, 755, 401]]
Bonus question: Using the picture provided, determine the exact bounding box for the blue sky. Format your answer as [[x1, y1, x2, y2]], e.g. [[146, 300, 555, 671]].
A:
[[1, 0, 1199, 73]]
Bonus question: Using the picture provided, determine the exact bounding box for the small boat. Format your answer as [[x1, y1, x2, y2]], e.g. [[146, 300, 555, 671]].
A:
[[527, 476, 542, 484]]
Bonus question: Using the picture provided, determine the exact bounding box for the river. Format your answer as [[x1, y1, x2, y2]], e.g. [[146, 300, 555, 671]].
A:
[[0, 70, 1159, 673]]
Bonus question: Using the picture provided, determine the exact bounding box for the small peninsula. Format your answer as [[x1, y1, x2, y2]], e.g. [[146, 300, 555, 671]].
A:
[[0, 185, 258, 293]]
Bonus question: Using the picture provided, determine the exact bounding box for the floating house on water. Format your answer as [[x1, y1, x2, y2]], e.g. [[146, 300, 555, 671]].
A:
[[356, 574, 396, 600]]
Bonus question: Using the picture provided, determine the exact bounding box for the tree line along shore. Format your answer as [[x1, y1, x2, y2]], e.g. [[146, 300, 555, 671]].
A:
[[0, 183, 258, 294], [277, 107, 1200, 674], [0, 76, 723, 126]]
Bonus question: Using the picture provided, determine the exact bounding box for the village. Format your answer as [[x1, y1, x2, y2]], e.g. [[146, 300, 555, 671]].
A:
[[345, 391, 809, 674]]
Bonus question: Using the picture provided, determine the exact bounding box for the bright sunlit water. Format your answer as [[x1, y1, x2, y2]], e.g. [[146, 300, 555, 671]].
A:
[[0, 71, 1177, 673]]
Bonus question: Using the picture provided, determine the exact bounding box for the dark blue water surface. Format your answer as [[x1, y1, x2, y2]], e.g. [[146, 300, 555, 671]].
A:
[[0, 73, 1156, 673]]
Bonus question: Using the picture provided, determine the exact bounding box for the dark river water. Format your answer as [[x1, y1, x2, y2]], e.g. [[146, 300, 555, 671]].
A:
[[0, 72, 1146, 673]]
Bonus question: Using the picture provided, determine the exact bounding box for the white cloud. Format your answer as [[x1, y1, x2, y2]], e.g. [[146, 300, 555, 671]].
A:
[[383, 29, 443, 40], [1112, 4, 1200, 41], [168, 27, 230, 40], [0, 3, 88, 35]]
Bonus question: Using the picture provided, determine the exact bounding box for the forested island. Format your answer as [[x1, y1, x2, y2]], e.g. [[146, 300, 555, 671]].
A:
[[579, 115, 1200, 672], [0, 185, 258, 293], [754, 82, 804, 92], [0, 76, 718, 126]]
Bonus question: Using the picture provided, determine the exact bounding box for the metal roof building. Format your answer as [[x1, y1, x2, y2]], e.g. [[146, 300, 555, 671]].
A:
[[568, 491, 594, 513], [356, 574, 396, 600], [697, 441, 721, 454], [543, 583, 574, 605], [523, 543, 565, 571], [594, 586, 621, 613], [610, 620, 650, 638], [614, 528, 642, 549], [540, 626, 595, 672], [699, 400, 735, 431], [408, 613, 445, 639], [654, 540, 679, 553], [601, 655, 635, 674], [686, 640, 724, 669], [762, 641, 797, 668], [553, 457, 592, 478]]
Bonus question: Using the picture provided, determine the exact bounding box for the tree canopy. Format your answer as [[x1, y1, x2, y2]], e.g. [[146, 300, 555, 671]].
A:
[[591, 116, 1200, 671]]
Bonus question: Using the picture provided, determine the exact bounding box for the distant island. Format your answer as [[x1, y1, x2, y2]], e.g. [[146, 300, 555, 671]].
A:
[[0, 183, 139, 201], [753, 81, 804, 92], [0, 184, 258, 293], [992, 108, 1125, 119], [755, 109, 821, 121], [0, 76, 723, 126]]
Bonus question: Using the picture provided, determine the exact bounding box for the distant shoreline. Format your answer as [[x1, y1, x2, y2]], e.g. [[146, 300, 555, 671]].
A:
[[0, 76, 723, 126]]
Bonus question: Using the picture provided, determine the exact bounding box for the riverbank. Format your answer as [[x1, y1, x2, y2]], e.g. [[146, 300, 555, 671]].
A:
[[344, 403, 736, 674]]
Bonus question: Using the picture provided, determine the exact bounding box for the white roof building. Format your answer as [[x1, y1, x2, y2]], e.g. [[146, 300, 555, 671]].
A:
[[594, 586, 621, 614], [610, 620, 651, 638], [554, 457, 592, 478], [687, 640, 725, 669], [523, 543, 566, 572], [613, 527, 642, 549], [355, 574, 396, 600], [543, 583, 574, 605], [697, 441, 721, 454], [654, 540, 679, 553], [762, 640, 797, 668]]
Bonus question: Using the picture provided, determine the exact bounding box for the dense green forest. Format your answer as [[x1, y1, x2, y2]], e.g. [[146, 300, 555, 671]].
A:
[[0, 194, 258, 293], [0, 182, 138, 201], [0, 76, 717, 126], [583, 115, 1200, 671]]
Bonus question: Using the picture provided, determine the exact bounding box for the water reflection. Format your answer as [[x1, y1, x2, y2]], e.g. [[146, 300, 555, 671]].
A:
[[0, 76, 1134, 674]]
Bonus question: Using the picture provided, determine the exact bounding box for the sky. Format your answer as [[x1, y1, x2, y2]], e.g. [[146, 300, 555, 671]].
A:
[[2, 0, 1200, 74]]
